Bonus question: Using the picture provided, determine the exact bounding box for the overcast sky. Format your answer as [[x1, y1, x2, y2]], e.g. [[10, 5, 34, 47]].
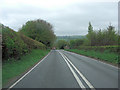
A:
[[0, 0, 119, 36]]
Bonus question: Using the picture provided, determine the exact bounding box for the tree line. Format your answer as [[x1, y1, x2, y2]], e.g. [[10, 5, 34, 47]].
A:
[[56, 22, 119, 49], [87, 22, 118, 46]]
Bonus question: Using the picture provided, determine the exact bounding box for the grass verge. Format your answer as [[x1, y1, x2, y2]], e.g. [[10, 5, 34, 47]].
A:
[[2, 49, 49, 86], [66, 49, 119, 64]]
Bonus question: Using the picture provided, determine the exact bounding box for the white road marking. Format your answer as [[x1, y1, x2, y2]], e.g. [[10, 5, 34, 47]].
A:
[[58, 51, 85, 88], [64, 50, 119, 69], [62, 52, 95, 89], [8, 52, 51, 89]]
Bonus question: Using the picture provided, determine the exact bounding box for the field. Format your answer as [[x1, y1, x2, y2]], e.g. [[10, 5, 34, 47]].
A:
[[2, 49, 49, 86]]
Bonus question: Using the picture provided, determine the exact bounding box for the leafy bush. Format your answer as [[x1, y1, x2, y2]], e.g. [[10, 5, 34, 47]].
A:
[[78, 45, 120, 53], [19, 34, 46, 50], [2, 24, 46, 61], [86, 23, 118, 46], [56, 40, 69, 49], [69, 39, 84, 48], [2, 25, 28, 60]]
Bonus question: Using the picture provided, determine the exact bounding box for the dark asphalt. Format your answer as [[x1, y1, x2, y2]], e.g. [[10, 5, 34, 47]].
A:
[[12, 50, 119, 88], [62, 50, 119, 88]]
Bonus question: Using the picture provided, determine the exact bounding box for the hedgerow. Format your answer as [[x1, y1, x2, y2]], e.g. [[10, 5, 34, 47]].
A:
[[19, 34, 46, 50], [78, 45, 120, 53], [2, 24, 46, 61], [2, 25, 28, 60]]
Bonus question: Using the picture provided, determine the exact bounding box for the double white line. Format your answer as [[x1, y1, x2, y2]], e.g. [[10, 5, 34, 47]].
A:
[[58, 51, 95, 89]]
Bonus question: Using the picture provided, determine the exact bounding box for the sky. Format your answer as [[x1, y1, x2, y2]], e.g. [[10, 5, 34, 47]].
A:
[[0, 0, 119, 36]]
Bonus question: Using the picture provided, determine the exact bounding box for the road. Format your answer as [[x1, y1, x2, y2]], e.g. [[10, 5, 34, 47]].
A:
[[10, 50, 119, 88]]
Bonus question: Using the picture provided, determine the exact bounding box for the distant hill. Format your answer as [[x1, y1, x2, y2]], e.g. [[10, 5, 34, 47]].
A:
[[56, 35, 86, 41]]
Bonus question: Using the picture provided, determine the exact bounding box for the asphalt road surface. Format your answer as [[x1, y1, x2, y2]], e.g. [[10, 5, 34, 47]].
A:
[[10, 50, 119, 88]]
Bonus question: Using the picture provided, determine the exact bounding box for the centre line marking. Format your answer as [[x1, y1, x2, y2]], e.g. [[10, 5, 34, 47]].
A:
[[59, 51, 95, 89], [58, 51, 85, 88]]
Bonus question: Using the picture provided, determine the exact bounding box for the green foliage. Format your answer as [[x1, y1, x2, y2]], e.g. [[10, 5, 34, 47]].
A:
[[88, 22, 93, 34], [56, 40, 69, 49], [86, 23, 118, 46], [56, 23, 119, 48], [2, 25, 28, 60], [78, 45, 120, 53], [19, 34, 46, 50], [0, 23, 2, 34], [3, 49, 49, 86], [66, 49, 119, 64], [2, 24, 46, 61], [19, 19, 56, 47], [118, 35, 120, 45], [86, 22, 94, 46], [69, 39, 84, 48]]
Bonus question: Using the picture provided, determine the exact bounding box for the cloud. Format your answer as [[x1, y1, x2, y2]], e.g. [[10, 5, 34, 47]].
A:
[[0, 0, 118, 36]]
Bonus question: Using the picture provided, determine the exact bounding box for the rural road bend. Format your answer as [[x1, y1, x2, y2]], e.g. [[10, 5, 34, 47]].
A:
[[11, 50, 118, 88]]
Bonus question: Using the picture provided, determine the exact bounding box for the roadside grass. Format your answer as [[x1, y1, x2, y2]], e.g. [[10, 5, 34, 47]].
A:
[[2, 49, 49, 86], [66, 49, 119, 64]]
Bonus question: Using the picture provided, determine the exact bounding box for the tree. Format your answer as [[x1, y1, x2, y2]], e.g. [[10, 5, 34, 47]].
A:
[[106, 25, 117, 45], [88, 22, 93, 34], [69, 40, 75, 48], [96, 29, 103, 45], [86, 22, 118, 46], [69, 39, 84, 48], [57, 40, 68, 49], [19, 19, 56, 47], [87, 22, 94, 46]]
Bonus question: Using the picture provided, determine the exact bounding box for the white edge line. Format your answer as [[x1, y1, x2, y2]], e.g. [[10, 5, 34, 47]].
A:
[[62, 53, 95, 89], [58, 51, 85, 88], [8, 51, 51, 89], [64, 50, 119, 69]]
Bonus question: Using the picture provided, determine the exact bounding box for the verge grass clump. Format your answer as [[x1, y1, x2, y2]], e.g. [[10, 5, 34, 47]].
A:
[[66, 49, 119, 64]]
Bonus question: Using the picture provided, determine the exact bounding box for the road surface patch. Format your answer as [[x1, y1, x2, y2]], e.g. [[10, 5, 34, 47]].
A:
[[58, 51, 95, 89]]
